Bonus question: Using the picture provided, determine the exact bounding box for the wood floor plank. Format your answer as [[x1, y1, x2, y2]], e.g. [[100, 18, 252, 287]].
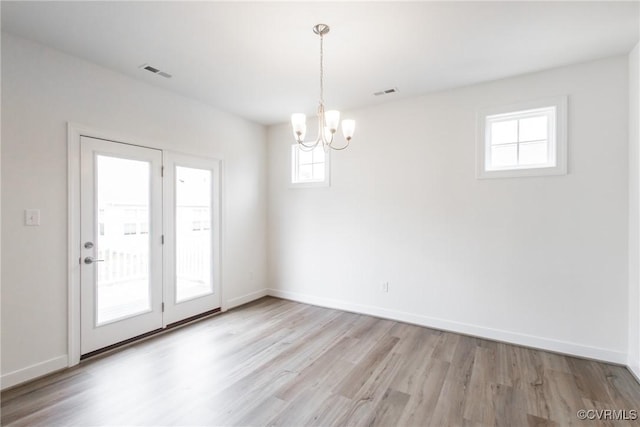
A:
[[431, 330, 460, 363], [600, 364, 640, 409], [496, 342, 517, 387], [274, 336, 357, 401], [428, 335, 481, 426], [266, 387, 333, 427], [388, 327, 438, 394], [463, 347, 495, 424], [567, 356, 615, 403], [540, 350, 572, 375], [301, 392, 353, 427], [489, 383, 529, 427], [542, 368, 586, 425], [333, 334, 400, 399], [3, 296, 640, 427], [513, 346, 552, 420], [394, 357, 450, 426], [527, 413, 559, 427], [368, 388, 411, 427], [342, 317, 397, 365], [343, 351, 407, 427]]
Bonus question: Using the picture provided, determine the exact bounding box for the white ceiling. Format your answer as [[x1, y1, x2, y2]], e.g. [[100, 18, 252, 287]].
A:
[[2, 1, 639, 125]]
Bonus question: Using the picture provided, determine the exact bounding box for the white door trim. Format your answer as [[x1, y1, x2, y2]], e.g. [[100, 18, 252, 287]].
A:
[[68, 123, 82, 367], [67, 123, 227, 366]]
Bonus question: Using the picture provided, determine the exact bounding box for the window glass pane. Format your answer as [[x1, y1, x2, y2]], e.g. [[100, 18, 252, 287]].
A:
[[480, 99, 565, 177], [176, 166, 212, 303], [312, 163, 325, 180], [95, 155, 151, 325], [312, 146, 325, 163], [298, 148, 313, 165], [298, 164, 313, 180], [490, 120, 517, 145], [519, 141, 549, 166], [519, 116, 548, 142], [292, 144, 327, 184], [490, 144, 518, 168]]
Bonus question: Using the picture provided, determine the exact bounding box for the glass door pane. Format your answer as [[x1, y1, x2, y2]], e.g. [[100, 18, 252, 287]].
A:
[[96, 155, 151, 325], [175, 166, 212, 302]]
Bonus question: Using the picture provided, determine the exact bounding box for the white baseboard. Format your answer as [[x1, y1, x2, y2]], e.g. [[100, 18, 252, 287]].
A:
[[267, 288, 627, 365], [1, 355, 68, 391], [226, 288, 268, 309]]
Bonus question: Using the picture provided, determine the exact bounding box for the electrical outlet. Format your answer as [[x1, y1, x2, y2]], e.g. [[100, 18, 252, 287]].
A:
[[380, 282, 389, 293]]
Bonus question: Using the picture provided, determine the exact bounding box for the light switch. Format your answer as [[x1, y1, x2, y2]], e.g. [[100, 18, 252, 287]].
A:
[[25, 209, 41, 226]]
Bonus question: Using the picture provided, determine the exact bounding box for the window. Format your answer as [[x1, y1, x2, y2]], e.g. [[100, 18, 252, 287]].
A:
[[477, 96, 567, 179], [291, 143, 330, 187]]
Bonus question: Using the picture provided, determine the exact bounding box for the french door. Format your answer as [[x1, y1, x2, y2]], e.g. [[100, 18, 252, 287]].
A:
[[163, 153, 221, 324], [79, 136, 220, 355], [80, 137, 163, 354]]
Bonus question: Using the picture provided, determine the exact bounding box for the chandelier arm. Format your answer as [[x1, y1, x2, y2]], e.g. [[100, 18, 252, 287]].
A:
[[322, 131, 334, 145], [299, 136, 322, 150], [326, 133, 335, 145], [328, 138, 351, 151]]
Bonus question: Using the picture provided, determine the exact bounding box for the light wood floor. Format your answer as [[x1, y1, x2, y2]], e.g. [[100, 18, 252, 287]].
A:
[[3, 297, 640, 426]]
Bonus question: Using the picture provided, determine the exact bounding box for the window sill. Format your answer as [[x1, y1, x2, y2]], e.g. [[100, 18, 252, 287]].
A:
[[476, 164, 567, 179], [289, 179, 331, 189]]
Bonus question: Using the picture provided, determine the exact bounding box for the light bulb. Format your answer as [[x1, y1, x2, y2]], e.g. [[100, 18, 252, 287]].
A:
[[325, 110, 340, 133], [292, 124, 307, 142], [342, 119, 355, 141], [291, 113, 307, 141]]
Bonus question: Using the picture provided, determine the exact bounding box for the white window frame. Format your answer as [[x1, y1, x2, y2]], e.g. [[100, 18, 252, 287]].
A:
[[290, 143, 331, 188], [476, 96, 568, 179]]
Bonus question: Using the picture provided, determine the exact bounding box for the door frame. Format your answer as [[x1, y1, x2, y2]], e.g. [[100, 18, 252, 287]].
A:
[[67, 123, 226, 366]]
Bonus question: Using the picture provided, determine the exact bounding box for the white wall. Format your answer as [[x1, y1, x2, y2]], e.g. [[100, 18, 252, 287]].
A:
[[0, 28, 3, 389], [1, 33, 268, 387], [629, 42, 640, 378], [268, 56, 629, 363]]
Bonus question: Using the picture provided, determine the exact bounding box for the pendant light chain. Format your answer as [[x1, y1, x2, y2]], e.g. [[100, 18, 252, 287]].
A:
[[319, 33, 324, 106]]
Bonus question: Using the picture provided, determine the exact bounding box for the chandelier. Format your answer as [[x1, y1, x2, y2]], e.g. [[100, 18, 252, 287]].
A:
[[291, 24, 355, 151]]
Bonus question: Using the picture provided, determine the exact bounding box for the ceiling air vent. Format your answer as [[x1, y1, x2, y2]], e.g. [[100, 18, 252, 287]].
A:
[[373, 87, 398, 96], [139, 63, 172, 79]]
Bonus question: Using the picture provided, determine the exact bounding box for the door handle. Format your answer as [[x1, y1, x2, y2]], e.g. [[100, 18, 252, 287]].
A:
[[84, 256, 104, 264]]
